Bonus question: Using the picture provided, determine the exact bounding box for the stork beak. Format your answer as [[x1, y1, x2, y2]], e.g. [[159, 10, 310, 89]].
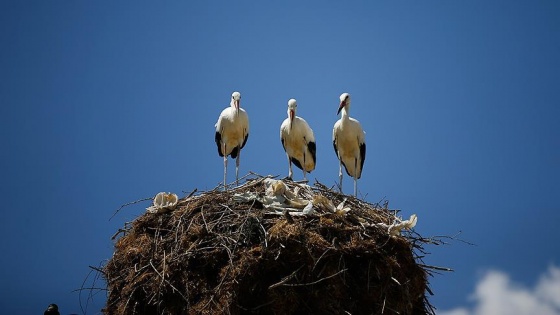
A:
[[235, 100, 240, 113], [337, 101, 345, 115], [289, 110, 294, 129]]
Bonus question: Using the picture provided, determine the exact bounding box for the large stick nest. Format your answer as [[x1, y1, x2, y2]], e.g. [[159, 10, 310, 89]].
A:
[[104, 175, 441, 314]]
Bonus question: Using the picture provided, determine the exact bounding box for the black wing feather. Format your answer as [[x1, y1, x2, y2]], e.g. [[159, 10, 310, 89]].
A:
[[307, 141, 316, 167], [230, 146, 239, 158], [358, 142, 366, 179], [240, 131, 249, 149], [334, 138, 352, 176], [215, 131, 224, 157], [291, 157, 304, 170], [230, 132, 249, 159]]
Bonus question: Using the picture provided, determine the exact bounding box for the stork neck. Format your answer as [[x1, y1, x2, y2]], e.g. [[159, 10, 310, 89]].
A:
[[231, 102, 240, 115], [288, 109, 296, 122], [340, 106, 350, 120]]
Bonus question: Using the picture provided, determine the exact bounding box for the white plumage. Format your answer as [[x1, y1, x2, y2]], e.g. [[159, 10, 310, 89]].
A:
[[332, 93, 366, 196], [280, 99, 316, 181], [215, 91, 249, 188]]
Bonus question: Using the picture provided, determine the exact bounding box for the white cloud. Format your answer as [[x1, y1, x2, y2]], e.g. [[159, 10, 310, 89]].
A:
[[536, 265, 560, 309], [439, 265, 560, 315], [438, 309, 469, 315]]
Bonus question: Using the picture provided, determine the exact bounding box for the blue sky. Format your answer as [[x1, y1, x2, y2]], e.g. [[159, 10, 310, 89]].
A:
[[1, 1, 559, 314]]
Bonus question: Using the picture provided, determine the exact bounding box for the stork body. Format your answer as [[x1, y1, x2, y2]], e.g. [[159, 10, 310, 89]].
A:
[[280, 99, 316, 180], [215, 91, 249, 188], [333, 93, 366, 196]]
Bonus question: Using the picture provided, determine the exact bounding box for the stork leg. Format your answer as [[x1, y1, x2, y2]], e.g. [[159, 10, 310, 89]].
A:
[[303, 149, 307, 181], [235, 149, 240, 186], [338, 160, 343, 193], [354, 158, 358, 197], [287, 155, 293, 180], [222, 143, 227, 190]]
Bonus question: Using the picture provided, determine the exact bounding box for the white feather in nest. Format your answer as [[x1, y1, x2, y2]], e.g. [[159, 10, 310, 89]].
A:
[[146, 192, 179, 214]]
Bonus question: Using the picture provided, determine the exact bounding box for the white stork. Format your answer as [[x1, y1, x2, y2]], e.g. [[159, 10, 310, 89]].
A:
[[332, 93, 366, 196], [215, 91, 249, 188], [280, 99, 316, 181]]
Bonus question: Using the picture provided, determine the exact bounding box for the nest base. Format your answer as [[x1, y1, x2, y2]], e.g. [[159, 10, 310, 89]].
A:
[[104, 177, 433, 314]]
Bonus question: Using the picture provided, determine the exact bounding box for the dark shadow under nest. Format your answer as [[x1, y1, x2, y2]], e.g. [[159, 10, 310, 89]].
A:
[[103, 175, 447, 315]]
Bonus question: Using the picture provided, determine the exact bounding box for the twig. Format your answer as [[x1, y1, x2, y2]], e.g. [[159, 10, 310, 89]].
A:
[[183, 188, 198, 199], [72, 287, 107, 292], [149, 260, 189, 303], [110, 197, 152, 221], [237, 301, 274, 311], [111, 228, 128, 241], [79, 263, 105, 314], [161, 251, 167, 286], [248, 171, 278, 179], [418, 263, 454, 272], [312, 248, 331, 272], [276, 268, 348, 287], [260, 223, 268, 247], [88, 265, 106, 275], [201, 206, 210, 233], [268, 265, 305, 289]]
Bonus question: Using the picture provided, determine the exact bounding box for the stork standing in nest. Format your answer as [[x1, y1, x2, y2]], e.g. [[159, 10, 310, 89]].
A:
[[280, 98, 316, 181], [333, 93, 366, 196], [215, 91, 249, 188]]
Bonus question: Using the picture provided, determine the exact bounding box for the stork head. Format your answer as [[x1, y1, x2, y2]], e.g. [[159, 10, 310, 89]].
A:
[[231, 91, 241, 111], [287, 98, 297, 122], [338, 92, 351, 115]]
